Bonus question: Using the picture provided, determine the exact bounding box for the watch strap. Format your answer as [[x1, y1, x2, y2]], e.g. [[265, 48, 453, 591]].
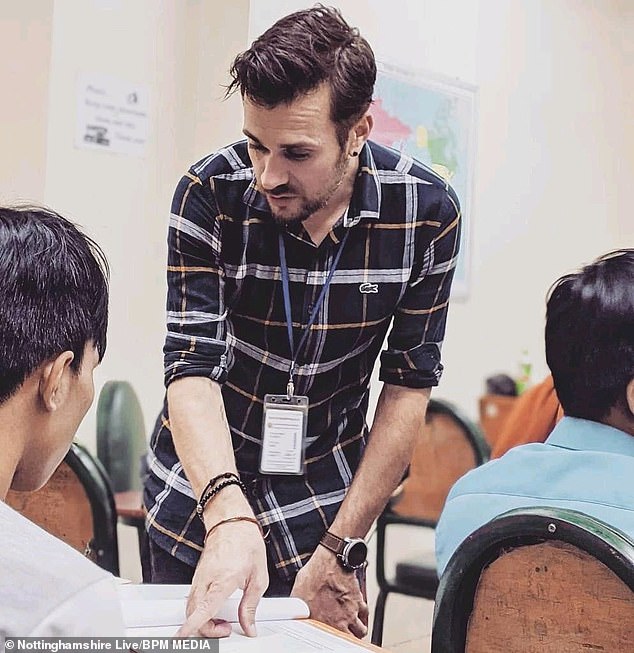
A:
[[319, 530, 346, 555]]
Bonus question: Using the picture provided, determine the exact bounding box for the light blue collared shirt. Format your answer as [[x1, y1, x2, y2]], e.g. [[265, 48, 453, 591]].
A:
[[435, 417, 634, 575]]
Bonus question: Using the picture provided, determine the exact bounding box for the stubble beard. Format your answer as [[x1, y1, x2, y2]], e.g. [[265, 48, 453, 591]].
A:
[[267, 151, 350, 227]]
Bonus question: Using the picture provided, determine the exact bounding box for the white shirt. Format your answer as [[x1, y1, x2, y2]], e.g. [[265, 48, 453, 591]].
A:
[[0, 501, 124, 636]]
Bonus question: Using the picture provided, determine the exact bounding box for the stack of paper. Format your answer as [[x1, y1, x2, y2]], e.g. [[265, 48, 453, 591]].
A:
[[117, 584, 378, 651], [117, 584, 309, 636]]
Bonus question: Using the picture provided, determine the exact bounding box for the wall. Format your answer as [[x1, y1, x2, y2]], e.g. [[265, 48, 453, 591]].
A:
[[41, 0, 249, 448], [3, 0, 632, 434], [0, 1, 54, 203], [250, 0, 634, 419]]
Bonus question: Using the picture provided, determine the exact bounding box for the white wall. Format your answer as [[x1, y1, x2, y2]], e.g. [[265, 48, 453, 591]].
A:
[[2, 0, 249, 450], [0, 1, 54, 203], [3, 0, 632, 434], [251, 0, 634, 419]]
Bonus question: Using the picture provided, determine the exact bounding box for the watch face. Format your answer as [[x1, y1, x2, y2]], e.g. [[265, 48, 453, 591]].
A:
[[344, 539, 368, 568]]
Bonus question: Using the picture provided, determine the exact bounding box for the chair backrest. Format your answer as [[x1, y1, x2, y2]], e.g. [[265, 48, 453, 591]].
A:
[[432, 507, 634, 653], [478, 394, 518, 447], [96, 380, 147, 492], [391, 398, 490, 522], [6, 442, 119, 575]]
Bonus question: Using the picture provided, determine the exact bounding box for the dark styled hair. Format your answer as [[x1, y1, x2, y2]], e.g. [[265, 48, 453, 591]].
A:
[[0, 206, 109, 404], [545, 249, 634, 421], [227, 5, 376, 147]]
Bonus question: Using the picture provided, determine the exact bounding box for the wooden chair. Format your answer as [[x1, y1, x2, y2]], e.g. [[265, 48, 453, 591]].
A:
[[478, 394, 518, 447], [6, 442, 119, 575], [432, 507, 634, 653], [96, 380, 149, 580], [371, 398, 490, 646]]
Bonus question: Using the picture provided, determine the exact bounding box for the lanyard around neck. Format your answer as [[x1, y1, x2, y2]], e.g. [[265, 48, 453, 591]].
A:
[[278, 229, 351, 397]]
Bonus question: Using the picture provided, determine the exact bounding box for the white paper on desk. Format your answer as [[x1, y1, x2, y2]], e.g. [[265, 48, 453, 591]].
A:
[[125, 625, 179, 637], [219, 620, 371, 652], [126, 621, 372, 652], [117, 584, 309, 629]]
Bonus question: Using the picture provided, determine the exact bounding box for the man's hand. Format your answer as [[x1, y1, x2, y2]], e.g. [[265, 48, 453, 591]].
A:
[[291, 545, 368, 638], [176, 520, 268, 638]]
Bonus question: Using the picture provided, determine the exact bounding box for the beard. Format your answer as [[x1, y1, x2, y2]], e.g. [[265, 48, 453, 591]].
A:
[[263, 150, 350, 226]]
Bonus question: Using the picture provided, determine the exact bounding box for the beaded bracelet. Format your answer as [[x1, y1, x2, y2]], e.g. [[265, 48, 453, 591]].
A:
[[199, 472, 239, 505], [203, 516, 268, 545], [196, 474, 247, 521]]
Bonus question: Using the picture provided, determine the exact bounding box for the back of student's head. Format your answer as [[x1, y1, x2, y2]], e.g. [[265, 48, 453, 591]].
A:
[[0, 206, 109, 404], [545, 249, 634, 422]]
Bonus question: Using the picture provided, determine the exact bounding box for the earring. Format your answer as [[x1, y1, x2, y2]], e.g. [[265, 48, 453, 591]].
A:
[[350, 151, 358, 157]]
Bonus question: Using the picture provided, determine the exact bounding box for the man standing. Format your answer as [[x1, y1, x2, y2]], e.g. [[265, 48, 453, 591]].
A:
[[145, 6, 460, 638]]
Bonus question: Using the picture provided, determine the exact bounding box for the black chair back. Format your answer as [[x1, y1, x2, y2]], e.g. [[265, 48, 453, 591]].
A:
[[432, 507, 634, 653], [96, 379, 147, 492], [96, 380, 150, 580], [6, 442, 119, 575], [372, 398, 490, 645]]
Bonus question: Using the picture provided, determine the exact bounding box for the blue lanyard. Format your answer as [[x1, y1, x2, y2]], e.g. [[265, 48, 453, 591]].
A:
[[279, 229, 351, 397]]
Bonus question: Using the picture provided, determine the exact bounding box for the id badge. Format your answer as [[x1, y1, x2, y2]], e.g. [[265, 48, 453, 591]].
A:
[[260, 394, 309, 475]]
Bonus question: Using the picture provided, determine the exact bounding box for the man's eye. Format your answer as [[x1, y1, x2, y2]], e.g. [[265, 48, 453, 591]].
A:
[[248, 142, 266, 152], [285, 151, 310, 161]]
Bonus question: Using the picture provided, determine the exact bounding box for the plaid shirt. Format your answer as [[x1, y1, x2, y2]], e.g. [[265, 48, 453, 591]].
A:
[[145, 139, 461, 582]]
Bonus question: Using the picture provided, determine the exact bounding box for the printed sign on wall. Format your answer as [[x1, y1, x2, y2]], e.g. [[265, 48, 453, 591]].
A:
[[75, 73, 149, 157]]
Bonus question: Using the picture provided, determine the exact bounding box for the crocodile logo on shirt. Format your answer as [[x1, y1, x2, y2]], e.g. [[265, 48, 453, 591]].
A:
[[358, 282, 379, 294]]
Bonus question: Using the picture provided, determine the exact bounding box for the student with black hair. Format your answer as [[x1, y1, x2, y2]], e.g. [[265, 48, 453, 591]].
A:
[[436, 249, 634, 575], [0, 206, 124, 635]]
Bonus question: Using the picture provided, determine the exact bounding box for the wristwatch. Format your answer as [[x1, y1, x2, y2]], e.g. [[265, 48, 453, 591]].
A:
[[319, 531, 368, 571]]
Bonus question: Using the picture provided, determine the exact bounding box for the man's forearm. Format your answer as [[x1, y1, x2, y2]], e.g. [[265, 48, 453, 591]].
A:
[[329, 384, 431, 538], [167, 376, 253, 528]]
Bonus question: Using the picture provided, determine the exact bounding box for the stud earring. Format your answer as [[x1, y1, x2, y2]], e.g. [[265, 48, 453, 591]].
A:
[[350, 151, 358, 157]]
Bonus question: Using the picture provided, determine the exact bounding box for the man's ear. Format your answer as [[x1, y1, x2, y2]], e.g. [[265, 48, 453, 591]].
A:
[[626, 378, 634, 417], [39, 351, 75, 412], [349, 113, 373, 156]]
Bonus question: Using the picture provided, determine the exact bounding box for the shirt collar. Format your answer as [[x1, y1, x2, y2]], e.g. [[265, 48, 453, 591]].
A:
[[546, 416, 634, 457], [241, 140, 382, 227], [242, 171, 268, 213], [344, 141, 381, 227]]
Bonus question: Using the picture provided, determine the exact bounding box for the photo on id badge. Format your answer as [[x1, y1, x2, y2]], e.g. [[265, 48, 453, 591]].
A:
[[260, 394, 309, 475]]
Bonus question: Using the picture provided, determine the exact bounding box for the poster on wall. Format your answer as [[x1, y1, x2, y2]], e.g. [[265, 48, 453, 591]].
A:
[[75, 73, 150, 157], [372, 62, 477, 300]]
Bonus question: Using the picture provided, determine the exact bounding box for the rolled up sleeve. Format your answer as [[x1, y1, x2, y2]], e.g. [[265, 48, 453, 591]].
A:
[[379, 188, 461, 388], [163, 172, 229, 387]]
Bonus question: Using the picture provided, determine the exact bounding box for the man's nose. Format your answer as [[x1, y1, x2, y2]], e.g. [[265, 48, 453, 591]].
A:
[[259, 155, 289, 191]]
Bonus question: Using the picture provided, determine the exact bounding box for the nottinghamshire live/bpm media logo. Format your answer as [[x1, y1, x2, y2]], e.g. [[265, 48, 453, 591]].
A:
[[1, 639, 218, 653]]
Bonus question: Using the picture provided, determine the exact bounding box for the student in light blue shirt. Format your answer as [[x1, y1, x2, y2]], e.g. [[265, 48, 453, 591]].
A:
[[436, 249, 634, 575]]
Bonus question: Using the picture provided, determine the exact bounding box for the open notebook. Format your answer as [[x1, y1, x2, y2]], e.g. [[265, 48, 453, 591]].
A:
[[117, 584, 377, 652]]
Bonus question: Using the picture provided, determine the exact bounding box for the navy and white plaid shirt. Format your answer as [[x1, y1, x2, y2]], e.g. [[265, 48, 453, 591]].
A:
[[145, 139, 461, 583]]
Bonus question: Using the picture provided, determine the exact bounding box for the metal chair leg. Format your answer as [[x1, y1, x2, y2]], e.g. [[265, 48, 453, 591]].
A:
[[137, 524, 151, 583], [371, 589, 388, 646]]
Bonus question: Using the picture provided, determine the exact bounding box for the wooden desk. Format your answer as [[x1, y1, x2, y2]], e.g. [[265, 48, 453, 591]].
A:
[[309, 620, 389, 651], [114, 489, 144, 523]]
